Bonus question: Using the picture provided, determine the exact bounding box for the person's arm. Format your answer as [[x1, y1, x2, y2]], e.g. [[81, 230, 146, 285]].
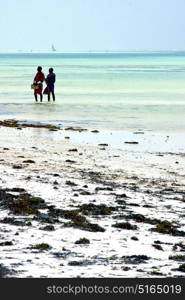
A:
[[33, 73, 37, 83], [45, 74, 48, 84], [41, 73, 45, 83]]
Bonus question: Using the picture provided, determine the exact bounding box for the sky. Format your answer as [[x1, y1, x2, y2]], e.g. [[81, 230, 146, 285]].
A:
[[0, 0, 185, 52]]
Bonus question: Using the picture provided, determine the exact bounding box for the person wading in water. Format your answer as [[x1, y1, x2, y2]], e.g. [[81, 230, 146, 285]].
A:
[[45, 68, 56, 102], [33, 66, 45, 102]]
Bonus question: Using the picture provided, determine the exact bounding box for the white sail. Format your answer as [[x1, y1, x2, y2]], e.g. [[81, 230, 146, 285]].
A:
[[52, 44, 56, 52]]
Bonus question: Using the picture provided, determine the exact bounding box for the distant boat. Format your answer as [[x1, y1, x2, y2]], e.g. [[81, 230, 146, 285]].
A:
[[51, 44, 56, 52]]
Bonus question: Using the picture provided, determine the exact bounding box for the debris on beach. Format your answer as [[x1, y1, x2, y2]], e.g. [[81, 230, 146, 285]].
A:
[[0, 119, 60, 130], [75, 238, 90, 245], [98, 143, 108, 146], [124, 141, 139, 144], [64, 126, 88, 132], [91, 130, 99, 133], [133, 131, 144, 134]]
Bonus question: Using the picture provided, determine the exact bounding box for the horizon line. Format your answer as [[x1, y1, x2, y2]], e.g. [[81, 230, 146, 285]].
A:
[[1, 49, 185, 54]]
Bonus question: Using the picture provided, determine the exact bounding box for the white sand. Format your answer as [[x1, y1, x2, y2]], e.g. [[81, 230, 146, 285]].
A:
[[0, 125, 185, 278]]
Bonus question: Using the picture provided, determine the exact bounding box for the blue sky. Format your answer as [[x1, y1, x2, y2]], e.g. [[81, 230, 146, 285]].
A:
[[0, 0, 185, 51]]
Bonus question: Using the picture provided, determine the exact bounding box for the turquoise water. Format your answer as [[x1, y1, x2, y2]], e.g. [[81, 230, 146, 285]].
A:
[[0, 52, 185, 132]]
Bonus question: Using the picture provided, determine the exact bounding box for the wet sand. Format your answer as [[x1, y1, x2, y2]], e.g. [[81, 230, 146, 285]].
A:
[[0, 121, 185, 278]]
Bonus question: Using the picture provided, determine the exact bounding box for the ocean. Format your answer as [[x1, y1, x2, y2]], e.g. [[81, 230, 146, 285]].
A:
[[0, 52, 185, 133]]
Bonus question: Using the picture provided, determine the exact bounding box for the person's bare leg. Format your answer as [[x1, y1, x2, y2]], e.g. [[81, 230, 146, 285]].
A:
[[52, 92, 55, 101], [34, 93, 38, 102]]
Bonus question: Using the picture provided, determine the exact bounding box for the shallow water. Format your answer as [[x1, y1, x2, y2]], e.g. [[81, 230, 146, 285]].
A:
[[0, 52, 185, 131], [0, 52, 185, 132]]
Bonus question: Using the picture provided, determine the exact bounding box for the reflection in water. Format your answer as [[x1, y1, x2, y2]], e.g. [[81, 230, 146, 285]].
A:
[[32, 101, 59, 119]]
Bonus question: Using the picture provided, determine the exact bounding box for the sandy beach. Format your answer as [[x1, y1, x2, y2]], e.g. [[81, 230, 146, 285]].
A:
[[0, 120, 185, 278]]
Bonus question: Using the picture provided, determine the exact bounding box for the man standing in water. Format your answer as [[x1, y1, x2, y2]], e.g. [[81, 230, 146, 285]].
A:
[[46, 68, 56, 102], [33, 66, 45, 102]]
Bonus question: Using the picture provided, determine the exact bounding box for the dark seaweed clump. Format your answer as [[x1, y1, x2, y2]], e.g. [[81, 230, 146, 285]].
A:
[[31, 243, 51, 250], [112, 222, 137, 230], [178, 264, 185, 272], [49, 207, 105, 232], [0, 264, 12, 278], [151, 221, 185, 237], [0, 188, 47, 215], [78, 203, 116, 216], [122, 255, 150, 264], [0, 119, 60, 130]]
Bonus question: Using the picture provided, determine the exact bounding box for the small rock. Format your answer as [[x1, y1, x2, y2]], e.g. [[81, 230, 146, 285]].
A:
[[13, 164, 23, 169], [40, 225, 55, 231], [131, 236, 138, 241], [148, 270, 164, 276], [116, 193, 127, 198], [98, 143, 108, 146], [112, 222, 137, 230], [65, 160, 76, 163], [116, 200, 126, 206], [31, 243, 51, 250], [66, 180, 77, 186], [75, 238, 90, 244], [178, 264, 185, 272], [68, 261, 84, 266], [68, 260, 93, 266], [22, 160, 35, 164], [0, 241, 13, 246], [66, 126, 85, 132], [124, 141, 139, 144], [91, 130, 99, 133], [8, 187, 26, 193], [152, 244, 163, 251], [95, 186, 113, 192], [133, 132, 144, 134], [49, 128, 58, 131], [122, 255, 150, 264], [80, 190, 91, 195], [122, 266, 131, 271]]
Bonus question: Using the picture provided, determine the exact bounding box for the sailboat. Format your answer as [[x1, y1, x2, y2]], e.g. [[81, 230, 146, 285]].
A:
[[51, 44, 56, 52]]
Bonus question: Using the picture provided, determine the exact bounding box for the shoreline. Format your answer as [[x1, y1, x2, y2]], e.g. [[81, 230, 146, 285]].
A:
[[0, 120, 185, 278], [1, 118, 185, 152]]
